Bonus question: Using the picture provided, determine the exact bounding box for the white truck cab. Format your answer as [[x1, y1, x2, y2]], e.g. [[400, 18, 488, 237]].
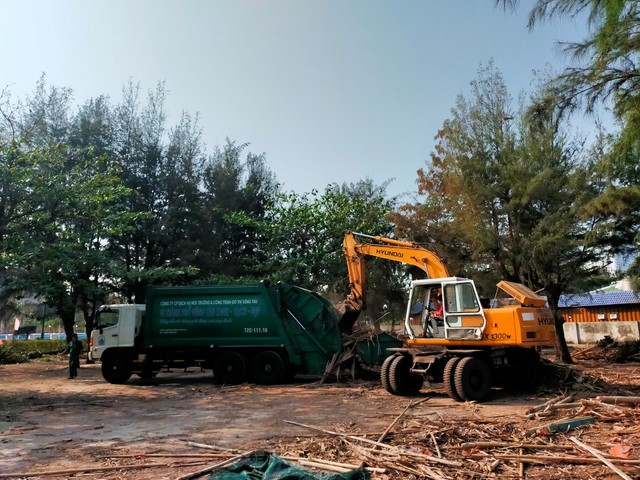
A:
[[89, 304, 145, 361]]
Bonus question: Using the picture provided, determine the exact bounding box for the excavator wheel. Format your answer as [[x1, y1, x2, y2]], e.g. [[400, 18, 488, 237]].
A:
[[443, 356, 463, 402], [388, 354, 423, 396], [454, 356, 491, 402], [380, 354, 400, 394]]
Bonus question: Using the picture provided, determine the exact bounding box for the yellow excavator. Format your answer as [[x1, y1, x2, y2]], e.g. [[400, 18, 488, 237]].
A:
[[340, 232, 556, 402]]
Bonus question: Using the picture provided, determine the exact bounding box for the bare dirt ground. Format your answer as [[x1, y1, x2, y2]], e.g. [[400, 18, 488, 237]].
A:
[[1, 350, 639, 480]]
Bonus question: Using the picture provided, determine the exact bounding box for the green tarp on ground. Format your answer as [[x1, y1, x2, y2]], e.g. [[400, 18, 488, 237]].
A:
[[207, 451, 370, 480]]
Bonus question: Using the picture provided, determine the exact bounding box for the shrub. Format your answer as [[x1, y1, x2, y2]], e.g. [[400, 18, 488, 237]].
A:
[[0, 340, 69, 364]]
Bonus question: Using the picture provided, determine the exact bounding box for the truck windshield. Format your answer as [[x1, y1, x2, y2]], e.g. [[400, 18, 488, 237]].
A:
[[96, 309, 119, 328]]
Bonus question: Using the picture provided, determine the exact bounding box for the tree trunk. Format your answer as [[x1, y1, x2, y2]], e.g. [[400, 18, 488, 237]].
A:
[[59, 301, 76, 340], [547, 294, 573, 364]]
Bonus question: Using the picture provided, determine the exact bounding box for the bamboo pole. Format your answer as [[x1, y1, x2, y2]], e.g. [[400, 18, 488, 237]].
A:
[[175, 451, 254, 480], [376, 397, 429, 445], [596, 396, 640, 406], [570, 436, 634, 480], [525, 394, 571, 414], [454, 441, 573, 450], [284, 419, 461, 467], [465, 453, 640, 466]]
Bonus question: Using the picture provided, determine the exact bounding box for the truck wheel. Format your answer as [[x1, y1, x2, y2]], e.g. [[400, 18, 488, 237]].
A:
[[214, 351, 246, 385], [251, 351, 285, 385], [454, 356, 491, 402], [443, 357, 463, 402], [101, 354, 132, 384], [389, 355, 423, 396], [380, 354, 399, 394]]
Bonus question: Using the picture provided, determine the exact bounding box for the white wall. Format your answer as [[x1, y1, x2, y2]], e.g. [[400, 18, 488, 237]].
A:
[[563, 321, 640, 344]]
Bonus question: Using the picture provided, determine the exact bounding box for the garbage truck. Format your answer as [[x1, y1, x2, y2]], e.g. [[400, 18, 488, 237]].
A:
[[89, 281, 399, 385]]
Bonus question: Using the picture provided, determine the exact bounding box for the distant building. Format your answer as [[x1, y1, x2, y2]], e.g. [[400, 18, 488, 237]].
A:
[[559, 290, 640, 343], [559, 291, 640, 323]]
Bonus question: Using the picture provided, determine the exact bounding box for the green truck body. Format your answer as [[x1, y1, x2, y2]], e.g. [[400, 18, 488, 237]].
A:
[[90, 281, 397, 384]]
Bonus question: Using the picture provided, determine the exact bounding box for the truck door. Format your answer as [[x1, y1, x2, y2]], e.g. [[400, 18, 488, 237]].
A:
[[442, 281, 486, 340], [91, 308, 122, 360]]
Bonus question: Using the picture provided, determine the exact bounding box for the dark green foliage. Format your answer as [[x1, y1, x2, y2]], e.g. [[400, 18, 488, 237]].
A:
[[497, 0, 640, 289], [392, 62, 612, 361], [0, 78, 398, 335]]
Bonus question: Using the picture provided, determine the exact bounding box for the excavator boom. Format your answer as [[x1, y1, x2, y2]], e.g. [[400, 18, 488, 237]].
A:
[[338, 231, 450, 333]]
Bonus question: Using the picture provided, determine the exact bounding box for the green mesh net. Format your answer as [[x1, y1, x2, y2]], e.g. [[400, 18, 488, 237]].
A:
[[207, 451, 370, 480]]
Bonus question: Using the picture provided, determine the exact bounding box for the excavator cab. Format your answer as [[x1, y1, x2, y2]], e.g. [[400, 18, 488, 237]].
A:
[[405, 278, 486, 340]]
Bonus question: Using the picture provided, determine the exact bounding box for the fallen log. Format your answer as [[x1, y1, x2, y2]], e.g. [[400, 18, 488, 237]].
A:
[[596, 396, 640, 406]]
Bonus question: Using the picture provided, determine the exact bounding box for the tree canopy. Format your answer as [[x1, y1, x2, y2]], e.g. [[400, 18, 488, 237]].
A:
[[391, 62, 611, 361], [498, 0, 640, 288], [0, 79, 398, 336]]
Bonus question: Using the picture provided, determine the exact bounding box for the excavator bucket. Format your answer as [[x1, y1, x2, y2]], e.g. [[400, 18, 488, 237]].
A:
[[334, 300, 361, 334]]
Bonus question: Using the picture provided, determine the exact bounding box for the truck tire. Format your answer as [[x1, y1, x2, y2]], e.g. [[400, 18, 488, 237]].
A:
[[101, 353, 132, 384], [250, 350, 285, 385], [214, 351, 246, 385], [389, 355, 423, 396], [454, 356, 491, 402], [443, 357, 463, 402]]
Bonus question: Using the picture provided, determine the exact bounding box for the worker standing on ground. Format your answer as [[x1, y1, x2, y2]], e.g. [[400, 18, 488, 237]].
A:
[[68, 333, 82, 379]]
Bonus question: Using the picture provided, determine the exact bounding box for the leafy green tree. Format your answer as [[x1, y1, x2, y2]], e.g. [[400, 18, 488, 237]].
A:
[[393, 63, 609, 361], [108, 81, 194, 302], [18, 75, 72, 147], [156, 111, 207, 271], [200, 139, 278, 280], [498, 0, 640, 286], [251, 179, 403, 327], [0, 140, 133, 337]]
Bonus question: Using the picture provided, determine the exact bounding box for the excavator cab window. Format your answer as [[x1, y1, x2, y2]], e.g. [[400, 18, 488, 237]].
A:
[[443, 283, 480, 313], [442, 281, 485, 339]]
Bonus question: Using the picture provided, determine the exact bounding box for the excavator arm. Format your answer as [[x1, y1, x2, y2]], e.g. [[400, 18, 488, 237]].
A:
[[338, 231, 451, 333]]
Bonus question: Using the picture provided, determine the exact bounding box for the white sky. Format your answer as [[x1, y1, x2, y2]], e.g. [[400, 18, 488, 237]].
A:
[[0, 1, 596, 199]]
